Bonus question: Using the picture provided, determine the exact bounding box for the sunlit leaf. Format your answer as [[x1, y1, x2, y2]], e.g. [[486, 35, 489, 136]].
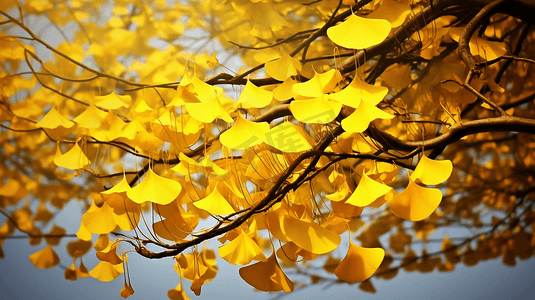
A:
[[53, 143, 90, 170], [411, 155, 453, 185], [220, 114, 270, 149], [94, 92, 131, 110], [237, 79, 273, 109], [265, 53, 302, 81], [290, 96, 342, 124], [193, 184, 236, 215], [126, 167, 182, 205], [282, 216, 341, 254], [89, 261, 123, 282], [219, 230, 267, 265], [335, 240, 384, 283], [239, 254, 294, 292], [327, 14, 391, 49], [346, 171, 392, 207], [389, 177, 442, 221]]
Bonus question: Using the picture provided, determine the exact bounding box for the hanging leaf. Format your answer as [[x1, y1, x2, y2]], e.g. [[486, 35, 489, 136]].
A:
[[327, 14, 391, 49]]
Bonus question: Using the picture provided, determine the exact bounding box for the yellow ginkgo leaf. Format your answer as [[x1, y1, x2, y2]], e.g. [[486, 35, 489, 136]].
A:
[[36, 107, 74, 129], [341, 100, 394, 133], [330, 77, 389, 108], [28, 245, 60, 269], [73, 102, 107, 129], [273, 77, 297, 101], [264, 122, 313, 153], [449, 28, 506, 61], [282, 216, 341, 254], [265, 207, 291, 242], [346, 171, 392, 207], [185, 95, 233, 123], [75, 222, 92, 241], [290, 96, 342, 124], [126, 167, 182, 205], [237, 79, 273, 109], [120, 282, 135, 298], [94, 92, 131, 110], [220, 114, 270, 149], [81, 202, 118, 234], [76, 260, 90, 279], [265, 53, 302, 81], [168, 284, 191, 300], [100, 176, 140, 215], [193, 184, 235, 215], [334, 241, 384, 283], [53, 143, 90, 170], [219, 230, 267, 265], [389, 177, 442, 221], [410, 155, 453, 185], [367, 0, 411, 28], [96, 242, 123, 265], [239, 254, 294, 293], [292, 69, 340, 98], [327, 14, 391, 49], [89, 261, 123, 282]]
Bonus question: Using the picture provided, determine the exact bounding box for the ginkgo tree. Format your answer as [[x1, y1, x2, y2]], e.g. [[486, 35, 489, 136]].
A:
[[1, 0, 535, 298]]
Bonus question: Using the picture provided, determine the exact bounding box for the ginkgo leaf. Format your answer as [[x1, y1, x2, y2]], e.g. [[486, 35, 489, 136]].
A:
[[219, 230, 267, 265], [53, 143, 90, 170], [410, 155, 453, 185], [94, 92, 131, 110], [290, 96, 342, 124], [29, 245, 60, 269], [73, 102, 107, 129], [82, 202, 118, 234], [346, 171, 392, 207], [45, 225, 66, 246], [265, 53, 302, 81], [76, 222, 92, 241], [126, 167, 182, 205], [239, 254, 294, 292], [100, 176, 140, 215], [66, 239, 92, 258], [193, 184, 235, 215], [367, 0, 411, 28], [36, 107, 74, 129], [168, 284, 191, 300], [76, 260, 90, 279], [264, 122, 313, 153], [341, 100, 394, 133], [334, 241, 384, 283], [327, 14, 391, 49], [96, 242, 123, 265], [389, 177, 442, 221], [237, 79, 273, 109], [265, 207, 291, 242], [292, 69, 340, 98], [120, 282, 135, 298], [89, 261, 123, 282], [220, 114, 270, 149], [282, 216, 341, 254], [273, 77, 297, 101], [185, 95, 233, 123], [449, 28, 506, 61], [329, 77, 389, 108], [65, 262, 77, 281]]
